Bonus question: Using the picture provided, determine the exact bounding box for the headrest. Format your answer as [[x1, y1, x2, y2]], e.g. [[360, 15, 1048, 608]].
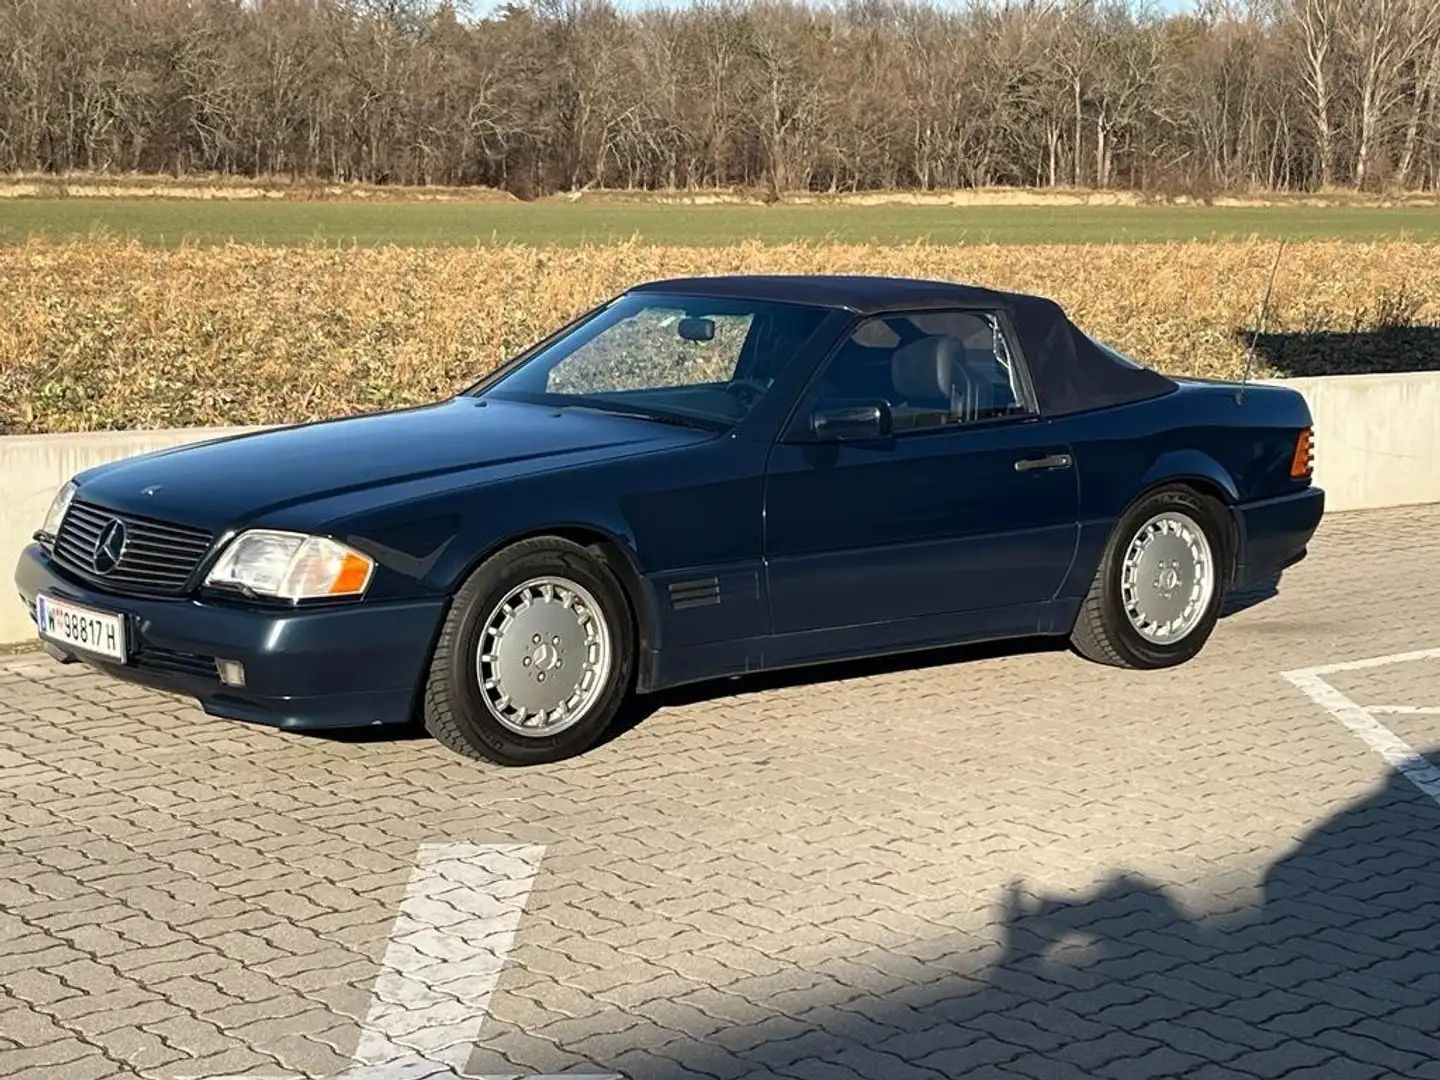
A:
[[891, 335, 965, 403]]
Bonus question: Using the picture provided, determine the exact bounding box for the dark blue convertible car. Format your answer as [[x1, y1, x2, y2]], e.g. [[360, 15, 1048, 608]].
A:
[[16, 275, 1323, 765]]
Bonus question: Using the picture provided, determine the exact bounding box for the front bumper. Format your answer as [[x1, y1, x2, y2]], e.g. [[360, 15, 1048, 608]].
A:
[[14, 543, 447, 731]]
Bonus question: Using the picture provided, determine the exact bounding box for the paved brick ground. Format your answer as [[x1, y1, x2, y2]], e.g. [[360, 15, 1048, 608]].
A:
[[3, 504, 1439, 1080]]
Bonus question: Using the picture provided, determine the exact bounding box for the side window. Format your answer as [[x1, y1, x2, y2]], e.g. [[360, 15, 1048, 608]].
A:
[[809, 309, 1033, 432]]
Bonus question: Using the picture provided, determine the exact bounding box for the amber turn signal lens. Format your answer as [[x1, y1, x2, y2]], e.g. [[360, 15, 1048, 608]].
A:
[[330, 552, 374, 595], [1290, 427, 1314, 478]]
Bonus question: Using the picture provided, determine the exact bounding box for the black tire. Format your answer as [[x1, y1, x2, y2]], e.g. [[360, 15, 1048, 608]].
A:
[[1069, 485, 1231, 670], [422, 536, 635, 766]]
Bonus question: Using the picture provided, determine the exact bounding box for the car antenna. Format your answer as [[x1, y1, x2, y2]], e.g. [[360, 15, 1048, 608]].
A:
[[1237, 237, 1286, 404]]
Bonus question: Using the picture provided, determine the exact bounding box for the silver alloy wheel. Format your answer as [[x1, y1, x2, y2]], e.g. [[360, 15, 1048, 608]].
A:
[[475, 575, 613, 737], [1119, 511, 1216, 645]]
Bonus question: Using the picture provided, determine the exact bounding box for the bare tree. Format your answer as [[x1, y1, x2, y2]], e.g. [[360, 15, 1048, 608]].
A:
[[1338, 0, 1440, 188], [4, 0, 1440, 195], [1394, 19, 1440, 184], [1285, 0, 1343, 187]]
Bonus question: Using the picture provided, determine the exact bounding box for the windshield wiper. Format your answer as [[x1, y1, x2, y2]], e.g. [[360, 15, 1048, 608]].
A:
[[561, 401, 724, 431]]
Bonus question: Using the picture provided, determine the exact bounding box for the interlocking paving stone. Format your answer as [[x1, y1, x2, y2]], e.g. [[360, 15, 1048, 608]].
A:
[[3, 504, 1440, 1079]]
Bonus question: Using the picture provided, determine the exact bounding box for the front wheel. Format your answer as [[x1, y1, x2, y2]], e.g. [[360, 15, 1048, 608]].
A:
[[1069, 485, 1230, 670], [422, 537, 634, 765]]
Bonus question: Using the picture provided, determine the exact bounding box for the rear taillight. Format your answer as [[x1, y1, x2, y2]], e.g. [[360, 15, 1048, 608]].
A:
[[1290, 427, 1314, 478]]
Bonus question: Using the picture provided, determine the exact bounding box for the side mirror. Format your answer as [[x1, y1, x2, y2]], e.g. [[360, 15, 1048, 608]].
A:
[[809, 400, 893, 442]]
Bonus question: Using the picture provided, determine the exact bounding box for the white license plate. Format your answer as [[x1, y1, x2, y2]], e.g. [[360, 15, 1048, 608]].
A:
[[35, 594, 128, 663]]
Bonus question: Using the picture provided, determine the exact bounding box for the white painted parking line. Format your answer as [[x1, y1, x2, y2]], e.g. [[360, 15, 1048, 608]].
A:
[[195, 841, 621, 1080], [1283, 646, 1440, 676], [1283, 647, 1440, 809], [354, 842, 543, 1070], [1367, 705, 1440, 715]]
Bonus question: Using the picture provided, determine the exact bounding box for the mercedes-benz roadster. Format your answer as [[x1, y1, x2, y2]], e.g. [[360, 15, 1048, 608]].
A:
[[16, 276, 1323, 765]]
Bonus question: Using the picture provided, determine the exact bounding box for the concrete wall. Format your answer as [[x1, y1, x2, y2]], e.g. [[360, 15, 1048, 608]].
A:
[[1255, 372, 1440, 514], [3, 370, 1438, 644]]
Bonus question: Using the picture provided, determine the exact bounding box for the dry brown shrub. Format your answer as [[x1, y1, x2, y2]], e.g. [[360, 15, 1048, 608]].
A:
[[2, 238, 1437, 434]]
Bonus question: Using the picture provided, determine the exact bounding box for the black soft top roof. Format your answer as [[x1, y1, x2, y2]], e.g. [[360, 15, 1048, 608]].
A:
[[630, 274, 1177, 417]]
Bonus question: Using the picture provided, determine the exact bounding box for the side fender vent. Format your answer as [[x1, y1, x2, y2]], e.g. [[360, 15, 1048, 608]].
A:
[[669, 577, 720, 610]]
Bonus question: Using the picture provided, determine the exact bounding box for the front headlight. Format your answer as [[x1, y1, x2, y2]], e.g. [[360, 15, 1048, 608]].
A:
[[41, 480, 77, 539], [204, 530, 375, 601]]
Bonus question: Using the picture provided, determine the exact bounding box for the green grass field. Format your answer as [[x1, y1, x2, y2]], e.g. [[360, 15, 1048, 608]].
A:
[[3, 197, 1439, 246]]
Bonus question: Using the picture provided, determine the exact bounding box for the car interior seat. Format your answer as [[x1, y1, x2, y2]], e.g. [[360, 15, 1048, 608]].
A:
[[889, 334, 975, 427]]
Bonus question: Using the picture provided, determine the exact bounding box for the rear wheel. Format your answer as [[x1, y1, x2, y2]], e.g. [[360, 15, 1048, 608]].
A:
[[1069, 485, 1230, 669], [423, 537, 634, 765]]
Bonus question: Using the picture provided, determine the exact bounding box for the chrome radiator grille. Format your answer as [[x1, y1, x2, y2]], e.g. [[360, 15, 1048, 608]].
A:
[[52, 500, 215, 596]]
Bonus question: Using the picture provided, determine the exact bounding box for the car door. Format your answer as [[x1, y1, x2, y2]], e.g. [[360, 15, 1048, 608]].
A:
[[762, 307, 1081, 636]]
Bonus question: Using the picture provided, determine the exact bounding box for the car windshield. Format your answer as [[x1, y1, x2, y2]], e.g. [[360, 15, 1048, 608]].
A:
[[474, 292, 830, 429]]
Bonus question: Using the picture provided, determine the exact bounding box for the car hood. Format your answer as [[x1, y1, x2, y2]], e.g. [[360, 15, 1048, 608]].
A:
[[74, 397, 712, 531]]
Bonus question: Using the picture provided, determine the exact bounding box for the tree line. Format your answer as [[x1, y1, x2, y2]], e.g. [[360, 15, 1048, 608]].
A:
[[3, 0, 1440, 197]]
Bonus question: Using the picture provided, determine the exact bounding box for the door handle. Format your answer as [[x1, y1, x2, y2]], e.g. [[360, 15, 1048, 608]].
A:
[[1015, 453, 1073, 472]]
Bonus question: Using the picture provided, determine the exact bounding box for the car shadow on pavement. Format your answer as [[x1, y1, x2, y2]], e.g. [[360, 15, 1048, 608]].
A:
[[468, 750, 1440, 1079], [1222, 569, 1283, 618], [304, 636, 1070, 750], [601, 570, 1287, 750], [596, 634, 1070, 750], [319, 576, 1288, 752], [303, 635, 1071, 750]]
